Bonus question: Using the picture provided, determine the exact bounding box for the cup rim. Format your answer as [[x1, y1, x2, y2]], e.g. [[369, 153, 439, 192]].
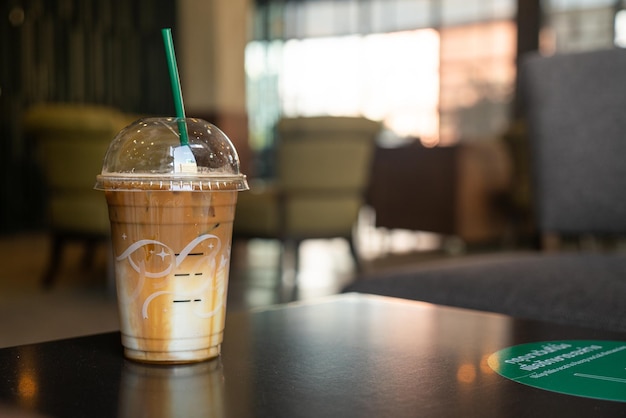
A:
[[94, 173, 249, 192]]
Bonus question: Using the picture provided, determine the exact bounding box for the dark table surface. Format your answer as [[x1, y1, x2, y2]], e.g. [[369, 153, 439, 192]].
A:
[[2, 293, 626, 418]]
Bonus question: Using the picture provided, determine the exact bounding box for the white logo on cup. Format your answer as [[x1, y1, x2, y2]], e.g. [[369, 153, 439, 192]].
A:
[[117, 234, 227, 319]]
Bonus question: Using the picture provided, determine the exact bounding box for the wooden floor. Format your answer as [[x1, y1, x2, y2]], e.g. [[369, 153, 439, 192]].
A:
[[0, 229, 456, 348]]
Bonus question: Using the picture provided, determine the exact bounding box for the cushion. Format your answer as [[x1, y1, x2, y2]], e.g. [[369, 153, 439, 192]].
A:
[[344, 252, 626, 332]]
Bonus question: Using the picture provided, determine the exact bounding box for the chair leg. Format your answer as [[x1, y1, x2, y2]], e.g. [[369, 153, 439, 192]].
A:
[[279, 239, 299, 284], [105, 241, 116, 295], [80, 238, 98, 271], [347, 237, 361, 273], [293, 240, 302, 274], [42, 234, 65, 289]]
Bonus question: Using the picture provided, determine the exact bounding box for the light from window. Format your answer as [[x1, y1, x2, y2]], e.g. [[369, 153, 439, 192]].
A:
[[615, 9, 626, 47], [280, 29, 440, 144]]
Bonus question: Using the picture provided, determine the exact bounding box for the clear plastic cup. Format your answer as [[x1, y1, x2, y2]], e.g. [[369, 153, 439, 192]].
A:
[[95, 117, 248, 363]]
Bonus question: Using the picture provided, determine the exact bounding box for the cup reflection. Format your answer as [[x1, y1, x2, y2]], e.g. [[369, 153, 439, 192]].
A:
[[119, 359, 225, 418]]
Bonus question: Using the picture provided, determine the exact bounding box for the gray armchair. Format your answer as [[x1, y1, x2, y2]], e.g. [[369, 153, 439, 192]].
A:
[[345, 47, 626, 333]]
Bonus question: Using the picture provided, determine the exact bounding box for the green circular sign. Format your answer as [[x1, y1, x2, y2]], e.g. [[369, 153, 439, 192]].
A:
[[489, 340, 626, 402]]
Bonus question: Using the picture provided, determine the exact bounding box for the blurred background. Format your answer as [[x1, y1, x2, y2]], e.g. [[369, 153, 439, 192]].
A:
[[2, 0, 626, 234], [2, 0, 626, 346]]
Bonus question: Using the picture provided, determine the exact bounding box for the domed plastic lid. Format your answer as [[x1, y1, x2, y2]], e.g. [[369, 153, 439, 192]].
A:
[[95, 117, 248, 191]]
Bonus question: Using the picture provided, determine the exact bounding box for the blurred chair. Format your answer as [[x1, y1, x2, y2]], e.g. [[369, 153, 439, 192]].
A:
[[345, 48, 626, 333], [23, 103, 133, 288], [234, 116, 382, 272]]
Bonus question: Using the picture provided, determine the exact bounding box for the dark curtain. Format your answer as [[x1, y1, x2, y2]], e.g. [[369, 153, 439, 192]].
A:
[[0, 0, 176, 233]]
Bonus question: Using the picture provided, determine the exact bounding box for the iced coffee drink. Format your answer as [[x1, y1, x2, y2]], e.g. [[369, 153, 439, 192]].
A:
[[96, 118, 248, 363]]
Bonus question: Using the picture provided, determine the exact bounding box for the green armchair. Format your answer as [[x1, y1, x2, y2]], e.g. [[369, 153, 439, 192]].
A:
[[23, 103, 134, 288], [233, 116, 382, 272]]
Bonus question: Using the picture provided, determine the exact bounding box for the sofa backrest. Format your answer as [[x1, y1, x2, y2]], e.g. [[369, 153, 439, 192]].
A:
[[521, 48, 626, 237]]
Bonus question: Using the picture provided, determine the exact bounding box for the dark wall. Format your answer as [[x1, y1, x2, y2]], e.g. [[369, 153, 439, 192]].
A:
[[0, 0, 177, 233]]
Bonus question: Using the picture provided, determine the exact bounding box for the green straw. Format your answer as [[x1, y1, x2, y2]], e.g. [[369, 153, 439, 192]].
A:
[[162, 28, 189, 146]]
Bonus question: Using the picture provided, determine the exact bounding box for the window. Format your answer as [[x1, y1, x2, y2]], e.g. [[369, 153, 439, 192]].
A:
[[616, 9, 626, 46], [541, 0, 622, 53], [246, 0, 517, 159], [280, 30, 440, 143], [439, 20, 516, 144]]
